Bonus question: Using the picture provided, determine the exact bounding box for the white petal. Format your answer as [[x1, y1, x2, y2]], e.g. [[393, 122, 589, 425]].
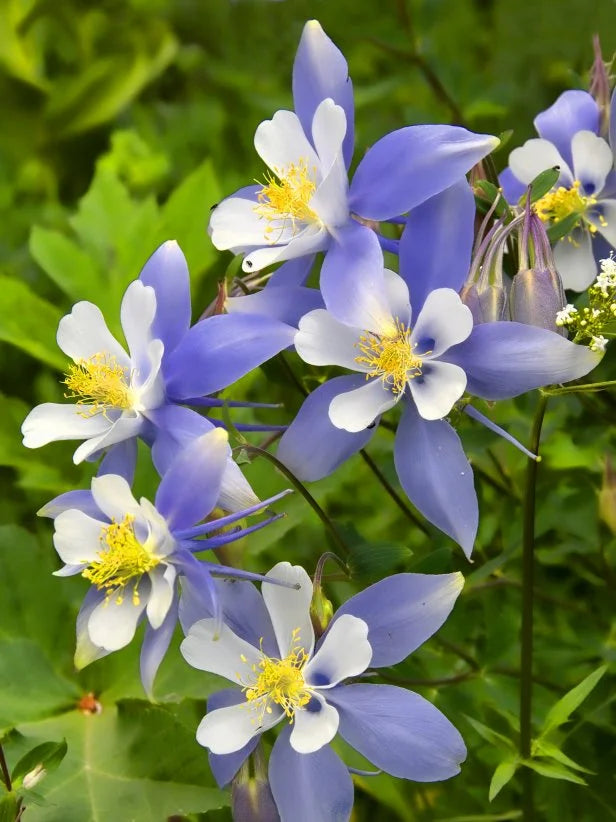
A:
[[139, 498, 175, 558], [409, 361, 467, 420], [310, 100, 349, 227], [146, 564, 176, 630], [254, 109, 320, 178], [242, 225, 329, 273], [588, 198, 616, 246], [180, 618, 262, 682], [120, 281, 157, 372], [411, 288, 473, 357], [91, 474, 141, 522], [295, 309, 363, 370], [218, 457, 260, 513], [571, 131, 613, 196], [211, 196, 286, 251], [136, 339, 165, 407], [383, 268, 412, 326], [553, 231, 597, 291], [197, 701, 283, 755], [57, 301, 129, 367], [53, 509, 105, 566], [508, 138, 573, 188], [329, 377, 399, 433], [311, 99, 347, 171], [263, 562, 314, 659], [72, 412, 143, 464], [21, 403, 110, 449], [290, 693, 339, 754], [304, 615, 372, 688], [87, 591, 146, 651]]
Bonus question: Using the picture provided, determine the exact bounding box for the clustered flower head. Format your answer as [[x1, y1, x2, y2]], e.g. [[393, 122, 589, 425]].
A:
[[19, 18, 610, 822]]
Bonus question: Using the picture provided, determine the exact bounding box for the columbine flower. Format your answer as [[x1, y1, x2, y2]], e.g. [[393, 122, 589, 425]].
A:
[[500, 90, 616, 290], [181, 562, 466, 822], [277, 186, 600, 555], [41, 430, 291, 695], [209, 20, 498, 326], [22, 240, 295, 506]]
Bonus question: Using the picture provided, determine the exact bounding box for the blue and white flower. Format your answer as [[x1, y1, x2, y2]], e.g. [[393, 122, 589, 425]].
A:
[[41, 429, 291, 695], [501, 89, 616, 290], [181, 562, 466, 822]]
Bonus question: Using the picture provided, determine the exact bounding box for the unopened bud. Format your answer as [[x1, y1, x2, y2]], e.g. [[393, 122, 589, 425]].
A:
[[589, 35, 612, 137], [310, 584, 334, 637], [510, 268, 566, 335], [460, 279, 508, 324], [22, 763, 46, 790], [599, 456, 616, 534], [232, 750, 279, 822]]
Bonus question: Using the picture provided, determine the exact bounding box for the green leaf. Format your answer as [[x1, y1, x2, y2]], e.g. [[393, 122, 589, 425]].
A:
[[547, 212, 581, 243], [29, 227, 101, 304], [521, 166, 560, 204], [464, 716, 516, 752], [489, 758, 518, 801], [348, 541, 412, 578], [532, 738, 593, 774], [11, 740, 67, 785], [523, 758, 587, 785], [541, 665, 607, 736], [0, 277, 64, 369], [0, 793, 18, 822]]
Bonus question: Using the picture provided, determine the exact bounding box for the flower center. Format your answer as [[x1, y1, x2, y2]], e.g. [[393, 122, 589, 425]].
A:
[[82, 515, 160, 604], [63, 353, 134, 417], [242, 628, 311, 721], [255, 158, 318, 240], [355, 321, 423, 394], [534, 180, 601, 232]]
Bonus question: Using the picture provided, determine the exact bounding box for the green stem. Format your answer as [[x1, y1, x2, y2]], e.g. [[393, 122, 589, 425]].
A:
[[520, 393, 548, 820], [543, 379, 616, 396], [359, 449, 430, 534], [0, 742, 11, 791], [239, 445, 349, 557]]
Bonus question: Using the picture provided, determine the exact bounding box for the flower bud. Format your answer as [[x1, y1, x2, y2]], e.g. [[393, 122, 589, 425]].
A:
[[22, 764, 46, 790], [310, 583, 334, 637], [590, 35, 611, 137], [510, 267, 566, 335], [599, 456, 616, 535], [232, 750, 279, 822]]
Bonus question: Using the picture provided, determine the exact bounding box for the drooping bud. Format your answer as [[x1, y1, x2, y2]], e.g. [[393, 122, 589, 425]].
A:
[[310, 552, 345, 637], [231, 747, 280, 822], [460, 207, 512, 324], [599, 456, 616, 535], [589, 34, 612, 137]]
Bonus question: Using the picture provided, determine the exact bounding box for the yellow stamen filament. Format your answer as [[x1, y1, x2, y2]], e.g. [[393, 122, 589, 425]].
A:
[[63, 352, 134, 417], [534, 180, 604, 235], [241, 628, 311, 723], [82, 515, 160, 605], [355, 321, 423, 394], [255, 159, 318, 241]]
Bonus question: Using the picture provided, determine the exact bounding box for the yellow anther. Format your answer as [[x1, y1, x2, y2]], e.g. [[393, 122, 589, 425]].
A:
[[82, 515, 160, 604], [63, 352, 134, 417], [254, 158, 318, 240], [355, 320, 423, 394], [534, 180, 598, 232], [242, 630, 311, 723]]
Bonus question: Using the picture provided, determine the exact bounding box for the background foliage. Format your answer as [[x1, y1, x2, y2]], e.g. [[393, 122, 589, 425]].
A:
[[1, 0, 615, 819]]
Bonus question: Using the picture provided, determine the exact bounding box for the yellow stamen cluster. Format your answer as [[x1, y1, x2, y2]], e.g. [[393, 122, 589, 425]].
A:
[[255, 159, 318, 241], [355, 321, 423, 394], [82, 515, 160, 605], [535, 180, 601, 234], [63, 352, 133, 417], [242, 628, 311, 722]]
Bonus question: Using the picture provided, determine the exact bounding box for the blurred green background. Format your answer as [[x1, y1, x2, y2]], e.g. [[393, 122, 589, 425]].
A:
[[1, 0, 616, 820]]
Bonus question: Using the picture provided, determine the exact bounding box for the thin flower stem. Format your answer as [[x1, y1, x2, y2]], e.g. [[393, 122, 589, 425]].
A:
[[238, 445, 349, 557], [520, 393, 548, 821], [0, 742, 11, 791], [359, 449, 430, 534], [543, 380, 616, 396]]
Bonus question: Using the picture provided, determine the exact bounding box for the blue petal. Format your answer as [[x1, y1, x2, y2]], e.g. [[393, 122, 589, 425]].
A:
[[269, 726, 353, 822], [534, 90, 600, 170], [327, 684, 466, 782], [155, 430, 229, 531], [96, 439, 137, 483], [399, 180, 475, 314], [148, 405, 215, 474], [139, 241, 191, 357], [226, 286, 323, 327], [349, 125, 498, 220], [320, 221, 392, 330], [267, 255, 315, 287], [330, 572, 464, 667], [610, 89, 616, 162], [293, 21, 354, 169], [38, 489, 101, 520], [165, 314, 296, 399], [207, 688, 260, 787], [499, 166, 526, 203], [443, 322, 600, 400], [394, 403, 477, 557], [140, 594, 178, 699], [277, 375, 376, 481]]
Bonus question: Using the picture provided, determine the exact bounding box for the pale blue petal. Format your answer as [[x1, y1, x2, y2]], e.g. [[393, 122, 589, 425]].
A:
[[139, 240, 191, 356], [140, 595, 178, 698], [534, 90, 600, 169], [226, 286, 323, 327]]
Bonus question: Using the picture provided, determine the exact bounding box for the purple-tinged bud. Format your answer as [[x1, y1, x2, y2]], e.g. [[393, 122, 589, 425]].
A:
[[232, 749, 280, 822], [461, 211, 513, 324], [599, 456, 616, 535], [589, 34, 612, 137]]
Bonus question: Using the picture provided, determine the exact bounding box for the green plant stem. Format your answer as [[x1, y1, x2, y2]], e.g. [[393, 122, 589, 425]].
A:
[[359, 449, 429, 534], [239, 445, 349, 557], [520, 393, 548, 821], [0, 742, 11, 791], [543, 379, 616, 396]]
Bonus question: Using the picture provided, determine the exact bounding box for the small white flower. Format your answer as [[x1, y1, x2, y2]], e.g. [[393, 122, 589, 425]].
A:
[[555, 304, 578, 326], [590, 335, 608, 353]]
